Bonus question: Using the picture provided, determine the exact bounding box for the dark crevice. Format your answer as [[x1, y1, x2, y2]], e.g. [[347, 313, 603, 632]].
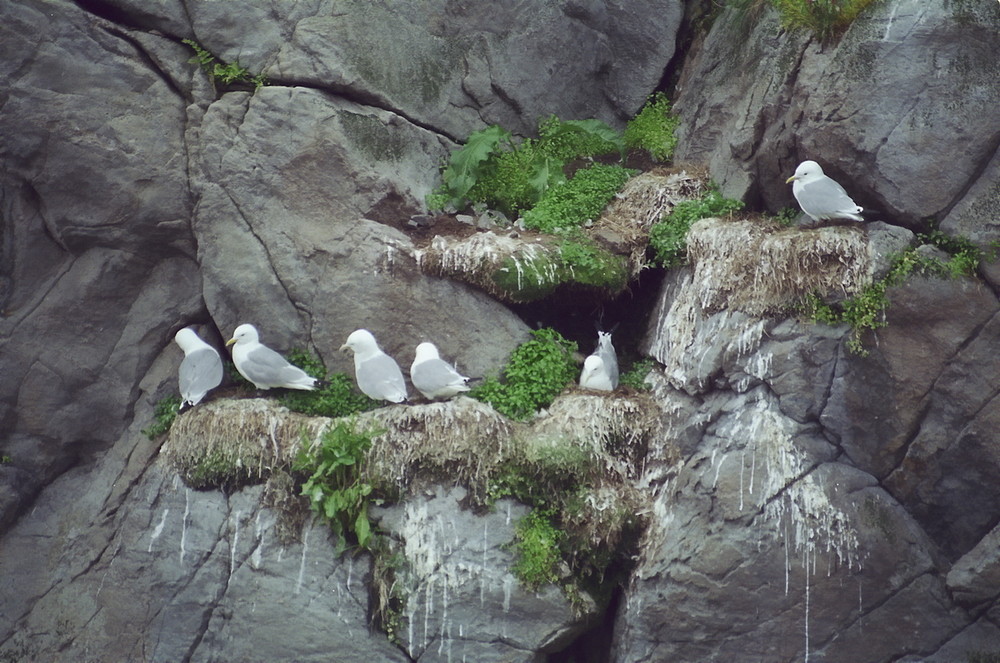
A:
[[71, 0, 146, 29], [548, 587, 622, 663], [508, 266, 667, 371]]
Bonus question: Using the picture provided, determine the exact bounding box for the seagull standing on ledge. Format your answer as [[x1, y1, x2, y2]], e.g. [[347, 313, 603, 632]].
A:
[[340, 329, 408, 403], [786, 160, 864, 222], [226, 323, 319, 391], [174, 327, 224, 408]]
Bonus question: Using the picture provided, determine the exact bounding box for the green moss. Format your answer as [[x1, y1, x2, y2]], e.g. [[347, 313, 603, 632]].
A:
[[558, 239, 629, 290], [279, 350, 381, 418], [182, 447, 260, 491], [623, 92, 679, 162], [522, 164, 636, 233], [649, 187, 745, 267], [142, 395, 181, 440], [470, 328, 578, 420], [511, 509, 564, 589]]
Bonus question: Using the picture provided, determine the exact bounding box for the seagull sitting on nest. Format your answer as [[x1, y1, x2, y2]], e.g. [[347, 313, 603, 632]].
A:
[[340, 329, 408, 403], [595, 330, 619, 390], [786, 160, 863, 223], [579, 354, 614, 392], [174, 327, 224, 409], [226, 323, 319, 391], [410, 342, 471, 401]]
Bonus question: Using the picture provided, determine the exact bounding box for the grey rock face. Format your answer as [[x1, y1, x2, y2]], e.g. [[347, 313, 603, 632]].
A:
[[673, 2, 1000, 231], [374, 487, 596, 662]]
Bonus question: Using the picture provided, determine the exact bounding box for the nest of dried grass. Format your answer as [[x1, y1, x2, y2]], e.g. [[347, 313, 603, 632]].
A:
[[162, 398, 334, 490], [594, 169, 707, 276], [686, 217, 872, 316]]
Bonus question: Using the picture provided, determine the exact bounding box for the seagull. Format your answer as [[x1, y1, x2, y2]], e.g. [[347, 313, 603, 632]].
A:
[[340, 329, 408, 403], [595, 330, 619, 389], [174, 327, 224, 408], [225, 323, 319, 390], [410, 342, 471, 400], [579, 354, 614, 392], [786, 160, 864, 222]]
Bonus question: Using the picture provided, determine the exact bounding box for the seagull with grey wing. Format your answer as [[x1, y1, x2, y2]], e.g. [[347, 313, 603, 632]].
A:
[[340, 329, 408, 403], [595, 330, 619, 390], [786, 160, 864, 223], [579, 354, 614, 392], [410, 341, 471, 400], [174, 326, 224, 409], [226, 323, 319, 390]]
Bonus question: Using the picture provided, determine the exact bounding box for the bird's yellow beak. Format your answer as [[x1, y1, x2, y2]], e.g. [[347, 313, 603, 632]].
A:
[[785, 175, 798, 184], [226, 337, 237, 347], [339, 343, 349, 352]]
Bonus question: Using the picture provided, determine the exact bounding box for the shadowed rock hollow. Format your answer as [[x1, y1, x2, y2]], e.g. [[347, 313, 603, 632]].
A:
[[1, 1, 999, 662]]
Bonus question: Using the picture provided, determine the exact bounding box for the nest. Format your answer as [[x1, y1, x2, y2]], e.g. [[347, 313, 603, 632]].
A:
[[414, 169, 710, 303], [162, 398, 334, 490], [595, 169, 708, 276], [353, 396, 516, 502], [686, 217, 872, 316]]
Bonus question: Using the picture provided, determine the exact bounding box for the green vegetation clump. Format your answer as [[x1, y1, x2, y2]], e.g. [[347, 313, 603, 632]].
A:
[[511, 509, 564, 589], [557, 238, 630, 290], [802, 233, 984, 355], [770, 0, 880, 39], [623, 92, 680, 162], [182, 38, 268, 89], [649, 188, 745, 267], [142, 395, 181, 440], [279, 350, 381, 418], [294, 422, 378, 553], [427, 117, 624, 217], [523, 164, 636, 233], [470, 328, 578, 420], [619, 359, 655, 391]]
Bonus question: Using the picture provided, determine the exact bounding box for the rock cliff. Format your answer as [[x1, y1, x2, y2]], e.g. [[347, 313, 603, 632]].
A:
[[1, 1, 999, 662]]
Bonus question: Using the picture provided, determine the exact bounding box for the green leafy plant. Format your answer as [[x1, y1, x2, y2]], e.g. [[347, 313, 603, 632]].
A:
[[619, 359, 655, 391], [470, 328, 578, 420], [649, 188, 745, 267], [294, 422, 377, 553], [427, 117, 623, 216], [623, 92, 680, 162], [182, 38, 268, 89], [511, 509, 564, 589], [142, 395, 181, 440], [279, 350, 380, 418], [523, 164, 636, 233]]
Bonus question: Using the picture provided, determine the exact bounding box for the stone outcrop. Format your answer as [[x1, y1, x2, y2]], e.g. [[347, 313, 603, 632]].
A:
[[2, 0, 1000, 661]]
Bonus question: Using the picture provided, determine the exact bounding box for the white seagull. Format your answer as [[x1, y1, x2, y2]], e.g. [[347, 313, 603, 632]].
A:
[[410, 342, 471, 400], [786, 160, 863, 222], [579, 354, 614, 392], [595, 330, 619, 390], [340, 329, 408, 403], [174, 327, 224, 408], [225, 323, 319, 390]]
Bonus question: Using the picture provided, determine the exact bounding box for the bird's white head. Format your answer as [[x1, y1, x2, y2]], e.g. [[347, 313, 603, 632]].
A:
[[583, 354, 605, 375], [340, 328, 378, 354], [227, 323, 259, 347], [174, 327, 201, 351], [414, 342, 441, 363], [787, 160, 824, 184]]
